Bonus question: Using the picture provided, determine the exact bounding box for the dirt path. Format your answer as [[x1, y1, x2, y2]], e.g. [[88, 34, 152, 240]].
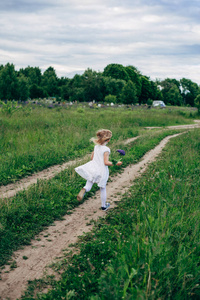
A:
[[0, 121, 199, 200], [0, 123, 199, 300], [0, 137, 139, 200]]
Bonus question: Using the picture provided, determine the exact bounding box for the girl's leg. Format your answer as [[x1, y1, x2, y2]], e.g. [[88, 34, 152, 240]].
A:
[[84, 180, 93, 192], [100, 187, 107, 208], [77, 180, 93, 201]]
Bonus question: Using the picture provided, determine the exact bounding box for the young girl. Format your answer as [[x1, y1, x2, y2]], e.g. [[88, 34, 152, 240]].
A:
[[75, 129, 122, 211]]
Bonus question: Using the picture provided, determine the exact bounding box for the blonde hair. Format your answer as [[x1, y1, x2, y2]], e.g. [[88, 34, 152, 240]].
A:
[[90, 129, 112, 145]]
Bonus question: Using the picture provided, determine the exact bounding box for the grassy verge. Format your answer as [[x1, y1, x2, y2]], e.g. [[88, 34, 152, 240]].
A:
[[0, 129, 182, 268], [20, 129, 200, 299], [0, 105, 196, 185]]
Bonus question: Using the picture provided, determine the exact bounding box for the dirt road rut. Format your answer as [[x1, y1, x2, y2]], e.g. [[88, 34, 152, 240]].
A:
[[0, 132, 188, 300]]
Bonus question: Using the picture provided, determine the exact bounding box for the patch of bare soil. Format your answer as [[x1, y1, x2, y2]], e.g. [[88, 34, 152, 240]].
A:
[[0, 123, 199, 299]]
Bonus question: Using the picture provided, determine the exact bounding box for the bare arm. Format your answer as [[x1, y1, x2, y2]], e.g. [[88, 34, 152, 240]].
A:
[[91, 151, 94, 160], [104, 152, 122, 166], [104, 151, 112, 166]]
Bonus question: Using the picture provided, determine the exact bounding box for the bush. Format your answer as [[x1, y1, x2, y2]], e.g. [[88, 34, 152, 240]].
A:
[[77, 107, 85, 113], [147, 98, 153, 106], [0, 100, 21, 116], [104, 94, 117, 103]]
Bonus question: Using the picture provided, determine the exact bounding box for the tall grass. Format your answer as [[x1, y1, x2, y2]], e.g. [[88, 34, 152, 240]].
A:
[[0, 105, 196, 185], [92, 129, 200, 300], [20, 129, 200, 299]]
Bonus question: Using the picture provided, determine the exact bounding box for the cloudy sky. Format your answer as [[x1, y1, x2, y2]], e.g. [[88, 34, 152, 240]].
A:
[[1, 0, 200, 84]]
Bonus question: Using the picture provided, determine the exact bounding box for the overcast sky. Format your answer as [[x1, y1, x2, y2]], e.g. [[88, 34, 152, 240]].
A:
[[1, 0, 200, 84]]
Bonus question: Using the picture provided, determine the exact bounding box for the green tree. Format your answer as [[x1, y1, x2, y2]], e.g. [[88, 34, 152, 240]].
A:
[[120, 80, 138, 104], [165, 85, 183, 106], [19, 66, 42, 86], [61, 84, 70, 101], [180, 78, 200, 106], [159, 78, 183, 106], [125, 65, 142, 97], [18, 74, 29, 101], [103, 77, 126, 101], [41, 67, 59, 97], [19, 66, 43, 99], [82, 68, 104, 102], [58, 76, 70, 88], [139, 76, 160, 104], [63, 75, 85, 102], [0, 63, 19, 100], [194, 94, 200, 114], [60, 78, 71, 100], [70, 74, 83, 88], [103, 64, 130, 82], [29, 84, 45, 99], [70, 87, 86, 102]]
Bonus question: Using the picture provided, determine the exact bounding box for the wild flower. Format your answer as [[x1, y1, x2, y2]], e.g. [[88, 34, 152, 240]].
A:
[[117, 149, 126, 156]]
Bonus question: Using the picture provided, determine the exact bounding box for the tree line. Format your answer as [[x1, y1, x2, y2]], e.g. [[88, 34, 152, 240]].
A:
[[0, 62, 200, 109]]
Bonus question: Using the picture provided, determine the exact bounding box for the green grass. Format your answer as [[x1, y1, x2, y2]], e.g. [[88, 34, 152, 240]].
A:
[[0, 105, 197, 185], [0, 129, 183, 268], [19, 129, 200, 300], [0, 105, 199, 299]]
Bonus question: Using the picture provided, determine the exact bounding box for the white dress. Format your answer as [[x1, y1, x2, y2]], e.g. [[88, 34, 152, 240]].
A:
[[75, 145, 110, 188]]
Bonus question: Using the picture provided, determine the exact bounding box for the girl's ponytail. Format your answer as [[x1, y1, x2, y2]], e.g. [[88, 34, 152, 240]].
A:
[[90, 129, 112, 145]]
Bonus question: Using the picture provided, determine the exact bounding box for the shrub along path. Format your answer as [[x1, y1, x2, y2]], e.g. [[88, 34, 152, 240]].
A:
[[0, 123, 199, 299]]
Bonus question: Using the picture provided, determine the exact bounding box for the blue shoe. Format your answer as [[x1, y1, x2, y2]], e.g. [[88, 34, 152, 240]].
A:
[[101, 202, 110, 211]]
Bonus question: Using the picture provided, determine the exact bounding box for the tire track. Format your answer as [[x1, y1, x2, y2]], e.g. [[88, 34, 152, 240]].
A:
[[0, 132, 186, 300]]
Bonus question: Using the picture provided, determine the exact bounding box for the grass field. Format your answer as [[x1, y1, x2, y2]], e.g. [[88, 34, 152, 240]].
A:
[[0, 104, 196, 185], [20, 129, 200, 300], [0, 105, 199, 299]]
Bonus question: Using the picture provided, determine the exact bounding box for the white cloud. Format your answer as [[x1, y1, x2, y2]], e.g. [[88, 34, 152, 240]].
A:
[[0, 0, 200, 84]]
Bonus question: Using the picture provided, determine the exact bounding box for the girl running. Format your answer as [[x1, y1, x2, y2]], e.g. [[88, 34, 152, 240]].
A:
[[75, 129, 122, 210]]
